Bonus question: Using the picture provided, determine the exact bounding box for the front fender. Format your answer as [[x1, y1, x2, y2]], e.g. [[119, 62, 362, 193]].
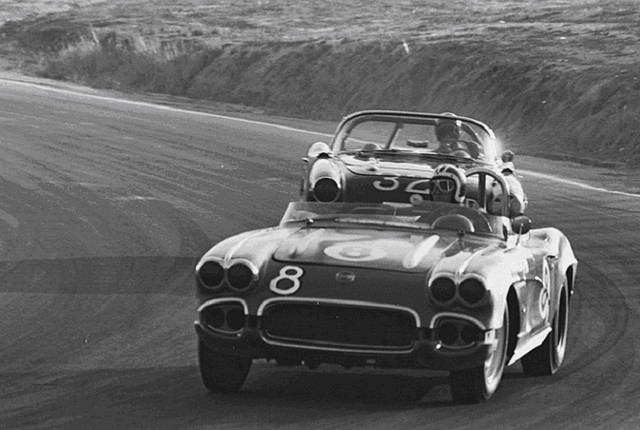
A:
[[529, 227, 578, 296], [305, 158, 344, 202]]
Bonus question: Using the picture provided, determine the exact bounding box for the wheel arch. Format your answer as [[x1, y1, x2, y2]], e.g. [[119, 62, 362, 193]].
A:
[[565, 264, 576, 300], [506, 286, 520, 360]]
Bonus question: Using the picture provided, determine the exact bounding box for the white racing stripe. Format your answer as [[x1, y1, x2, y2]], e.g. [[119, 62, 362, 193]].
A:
[[2, 77, 637, 198], [0, 77, 334, 138], [520, 169, 640, 198]]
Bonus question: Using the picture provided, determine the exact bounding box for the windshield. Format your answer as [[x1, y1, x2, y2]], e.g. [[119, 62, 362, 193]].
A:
[[331, 112, 497, 162], [280, 201, 510, 239]]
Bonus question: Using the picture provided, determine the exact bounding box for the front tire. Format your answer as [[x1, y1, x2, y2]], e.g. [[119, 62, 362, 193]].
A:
[[450, 305, 509, 403], [198, 340, 251, 392], [521, 280, 569, 376]]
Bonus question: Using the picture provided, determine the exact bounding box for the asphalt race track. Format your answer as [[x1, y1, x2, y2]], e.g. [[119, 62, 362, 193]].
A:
[[1, 77, 640, 430]]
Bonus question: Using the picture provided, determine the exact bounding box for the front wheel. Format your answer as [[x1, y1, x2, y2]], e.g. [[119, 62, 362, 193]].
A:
[[521, 280, 569, 376], [450, 305, 509, 403], [198, 340, 252, 392]]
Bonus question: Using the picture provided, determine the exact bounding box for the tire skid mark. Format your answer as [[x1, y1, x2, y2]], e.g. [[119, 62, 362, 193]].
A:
[[3, 78, 640, 428], [502, 180, 640, 427], [561, 262, 631, 377], [525, 263, 637, 428], [520, 169, 640, 198], [0, 255, 196, 295]]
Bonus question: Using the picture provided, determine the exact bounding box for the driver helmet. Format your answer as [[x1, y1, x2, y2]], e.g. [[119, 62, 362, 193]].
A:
[[435, 112, 462, 142], [430, 164, 466, 203]]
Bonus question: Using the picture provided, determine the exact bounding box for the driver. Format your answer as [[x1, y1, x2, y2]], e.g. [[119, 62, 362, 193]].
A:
[[434, 113, 462, 154], [429, 164, 466, 204]]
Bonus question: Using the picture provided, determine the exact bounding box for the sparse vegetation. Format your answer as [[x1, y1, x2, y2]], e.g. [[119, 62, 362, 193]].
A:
[[1, 1, 639, 165]]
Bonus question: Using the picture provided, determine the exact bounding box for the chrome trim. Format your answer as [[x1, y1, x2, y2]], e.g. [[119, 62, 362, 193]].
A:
[[310, 176, 341, 203], [257, 297, 421, 325], [433, 317, 495, 351], [335, 270, 356, 283], [457, 273, 489, 287], [197, 297, 249, 314], [428, 273, 490, 309], [261, 338, 414, 355], [429, 312, 487, 331], [226, 259, 260, 292], [195, 257, 226, 290], [257, 297, 421, 354], [457, 275, 490, 308], [195, 256, 260, 291], [197, 298, 249, 336], [331, 111, 497, 155]]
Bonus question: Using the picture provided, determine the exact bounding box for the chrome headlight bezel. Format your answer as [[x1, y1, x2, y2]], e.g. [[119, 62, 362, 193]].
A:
[[196, 257, 260, 293], [458, 278, 489, 307], [428, 275, 489, 309], [311, 177, 342, 203]]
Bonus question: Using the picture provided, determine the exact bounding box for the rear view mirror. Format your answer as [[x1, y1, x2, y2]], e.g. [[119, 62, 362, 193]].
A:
[[501, 150, 515, 163], [511, 216, 532, 235], [500, 150, 516, 175]]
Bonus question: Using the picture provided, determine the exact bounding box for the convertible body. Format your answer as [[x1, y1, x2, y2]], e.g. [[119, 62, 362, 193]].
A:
[[300, 110, 527, 216], [195, 173, 576, 402]]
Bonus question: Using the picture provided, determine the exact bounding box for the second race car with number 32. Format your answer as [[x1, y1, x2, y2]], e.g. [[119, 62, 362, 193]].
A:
[[194, 167, 577, 403], [300, 110, 528, 218]]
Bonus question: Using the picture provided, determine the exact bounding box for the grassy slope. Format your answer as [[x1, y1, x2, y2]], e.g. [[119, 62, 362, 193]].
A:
[[1, 0, 639, 165]]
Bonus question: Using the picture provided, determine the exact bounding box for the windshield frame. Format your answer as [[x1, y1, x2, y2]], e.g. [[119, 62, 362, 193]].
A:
[[330, 110, 498, 162]]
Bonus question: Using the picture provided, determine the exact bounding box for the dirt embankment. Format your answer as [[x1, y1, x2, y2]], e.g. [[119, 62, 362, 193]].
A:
[[1, 11, 639, 166]]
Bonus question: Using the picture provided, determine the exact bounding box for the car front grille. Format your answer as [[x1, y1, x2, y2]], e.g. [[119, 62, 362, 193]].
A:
[[261, 302, 416, 351]]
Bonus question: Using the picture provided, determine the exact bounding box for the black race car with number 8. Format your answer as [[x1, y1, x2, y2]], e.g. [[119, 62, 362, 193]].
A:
[[194, 167, 577, 403]]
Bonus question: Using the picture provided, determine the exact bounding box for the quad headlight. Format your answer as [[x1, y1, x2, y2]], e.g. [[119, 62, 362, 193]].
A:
[[198, 261, 225, 289], [459, 278, 488, 306], [429, 276, 489, 308], [197, 259, 258, 293], [430, 277, 456, 303], [200, 301, 247, 333], [227, 263, 256, 292], [434, 317, 484, 348]]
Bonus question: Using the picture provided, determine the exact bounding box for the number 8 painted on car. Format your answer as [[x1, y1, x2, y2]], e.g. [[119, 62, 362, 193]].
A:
[[270, 265, 304, 295]]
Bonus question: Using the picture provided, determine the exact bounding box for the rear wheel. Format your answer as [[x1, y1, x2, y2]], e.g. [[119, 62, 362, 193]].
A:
[[198, 340, 251, 392], [521, 280, 569, 376], [450, 305, 509, 403]]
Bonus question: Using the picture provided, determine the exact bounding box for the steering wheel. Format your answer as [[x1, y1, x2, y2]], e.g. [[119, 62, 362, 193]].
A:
[[465, 167, 511, 217], [432, 214, 475, 233]]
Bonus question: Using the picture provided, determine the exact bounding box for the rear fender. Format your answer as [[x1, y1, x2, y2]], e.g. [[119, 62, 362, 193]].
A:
[[529, 227, 577, 305]]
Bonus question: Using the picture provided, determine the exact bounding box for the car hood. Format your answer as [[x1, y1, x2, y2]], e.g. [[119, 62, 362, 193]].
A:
[[272, 226, 503, 274]]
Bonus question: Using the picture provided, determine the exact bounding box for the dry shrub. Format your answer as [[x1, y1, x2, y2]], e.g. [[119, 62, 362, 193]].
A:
[[38, 35, 640, 165]]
